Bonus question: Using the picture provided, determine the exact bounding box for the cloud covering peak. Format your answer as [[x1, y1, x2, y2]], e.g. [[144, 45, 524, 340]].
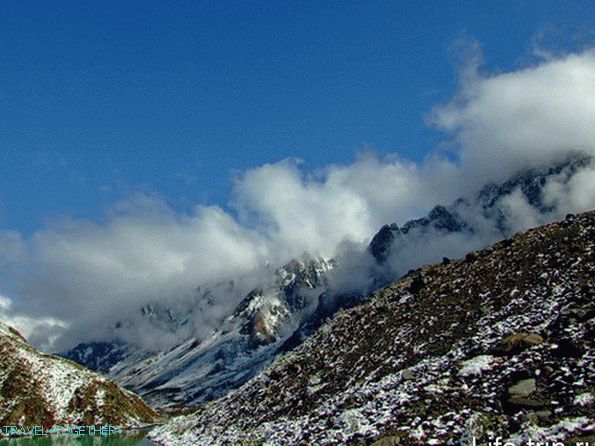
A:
[[1, 48, 594, 351], [431, 49, 595, 181]]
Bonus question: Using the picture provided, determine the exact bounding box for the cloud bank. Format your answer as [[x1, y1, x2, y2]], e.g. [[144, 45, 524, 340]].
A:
[[0, 48, 594, 351], [430, 49, 595, 182]]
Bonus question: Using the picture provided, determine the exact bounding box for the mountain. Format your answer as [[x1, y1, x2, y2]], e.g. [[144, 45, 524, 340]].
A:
[[149, 210, 595, 445], [65, 255, 334, 409], [281, 156, 594, 356], [65, 340, 135, 375], [0, 321, 158, 434], [65, 285, 233, 377]]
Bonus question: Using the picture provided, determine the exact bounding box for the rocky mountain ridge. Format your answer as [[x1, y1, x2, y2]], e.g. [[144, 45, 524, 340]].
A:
[[369, 155, 591, 263], [279, 155, 594, 357]]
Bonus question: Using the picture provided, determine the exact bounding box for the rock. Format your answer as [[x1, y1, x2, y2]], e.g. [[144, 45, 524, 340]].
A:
[[371, 435, 402, 446], [568, 308, 588, 320], [401, 369, 415, 381], [504, 379, 543, 413], [508, 378, 536, 397], [506, 397, 544, 413], [492, 332, 543, 355], [565, 434, 595, 445], [369, 224, 402, 262], [534, 409, 551, 419], [465, 252, 478, 262], [551, 339, 584, 358], [522, 333, 544, 345], [527, 409, 552, 424], [407, 276, 425, 295]]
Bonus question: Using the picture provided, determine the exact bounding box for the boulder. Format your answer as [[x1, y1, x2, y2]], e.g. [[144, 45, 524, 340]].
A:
[[492, 332, 543, 355], [508, 378, 536, 397]]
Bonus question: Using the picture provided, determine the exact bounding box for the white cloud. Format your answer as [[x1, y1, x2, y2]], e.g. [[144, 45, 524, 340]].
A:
[[430, 49, 595, 183], [541, 163, 595, 215], [1, 48, 594, 351], [0, 294, 67, 350]]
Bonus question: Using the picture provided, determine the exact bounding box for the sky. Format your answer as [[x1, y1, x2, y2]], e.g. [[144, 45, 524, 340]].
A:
[[1, 1, 595, 350], [2, 0, 594, 233]]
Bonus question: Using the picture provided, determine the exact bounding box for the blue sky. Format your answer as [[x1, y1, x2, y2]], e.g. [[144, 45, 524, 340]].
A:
[[1, 0, 594, 233]]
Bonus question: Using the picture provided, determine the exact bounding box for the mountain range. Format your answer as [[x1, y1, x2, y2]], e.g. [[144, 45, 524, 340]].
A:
[[63, 155, 593, 411], [0, 155, 592, 443], [66, 255, 335, 409]]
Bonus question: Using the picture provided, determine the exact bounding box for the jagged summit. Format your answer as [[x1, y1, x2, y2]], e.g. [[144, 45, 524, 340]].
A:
[[150, 210, 595, 446], [369, 223, 401, 262], [477, 154, 591, 212], [65, 254, 334, 408], [367, 155, 592, 267]]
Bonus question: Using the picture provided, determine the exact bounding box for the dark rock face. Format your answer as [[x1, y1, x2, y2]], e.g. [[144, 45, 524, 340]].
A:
[[369, 223, 402, 262], [150, 210, 595, 445], [402, 204, 468, 234], [63, 341, 132, 374]]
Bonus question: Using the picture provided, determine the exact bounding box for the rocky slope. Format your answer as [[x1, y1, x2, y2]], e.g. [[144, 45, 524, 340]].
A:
[[0, 321, 158, 435], [150, 210, 595, 445]]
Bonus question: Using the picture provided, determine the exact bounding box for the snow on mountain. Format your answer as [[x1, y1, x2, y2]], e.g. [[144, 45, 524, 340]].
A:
[[65, 341, 137, 375], [65, 255, 334, 409], [0, 321, 158, 434], [281, 156, 595, 356], [149, 210, 595, 445]]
